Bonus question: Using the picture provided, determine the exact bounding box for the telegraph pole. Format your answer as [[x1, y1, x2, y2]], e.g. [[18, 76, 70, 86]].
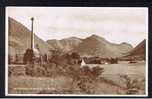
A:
[[31, 17, 34, 49]]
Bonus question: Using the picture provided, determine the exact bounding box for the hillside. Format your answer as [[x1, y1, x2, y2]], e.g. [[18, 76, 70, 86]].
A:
[[8, 17, 134, 58], [8, 17, 52, 55], [47, 37, 82, 53], [127, 39, 146, 59], [72, 35, 133, 58]]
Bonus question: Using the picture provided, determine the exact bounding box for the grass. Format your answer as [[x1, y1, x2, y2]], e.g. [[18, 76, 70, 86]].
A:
[[8, 61, 146, 95]]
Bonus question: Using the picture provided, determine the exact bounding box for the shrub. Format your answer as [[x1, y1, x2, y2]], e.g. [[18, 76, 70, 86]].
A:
[[25, 63, 71, 77], [119, 74, 142, 94], [67, 65, 104, 94], [91, 66, 104, 78]]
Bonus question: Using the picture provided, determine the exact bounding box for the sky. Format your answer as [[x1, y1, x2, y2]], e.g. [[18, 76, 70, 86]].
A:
[[6, 7, 148, 47]]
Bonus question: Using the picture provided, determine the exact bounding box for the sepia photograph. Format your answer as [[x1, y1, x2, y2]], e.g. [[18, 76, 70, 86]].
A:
[[5, 7, 148, 96]]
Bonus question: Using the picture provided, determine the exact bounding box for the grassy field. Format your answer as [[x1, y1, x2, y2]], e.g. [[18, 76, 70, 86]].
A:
[[8, 61, 146, 95]]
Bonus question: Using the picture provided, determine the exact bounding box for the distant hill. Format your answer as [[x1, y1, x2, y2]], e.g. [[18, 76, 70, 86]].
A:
[[8, 17, 53, 55], [8, 17, 134, 58], [72, 35, 133, 58], [126, 39, 146, 60], [47, 37, 82, 53]]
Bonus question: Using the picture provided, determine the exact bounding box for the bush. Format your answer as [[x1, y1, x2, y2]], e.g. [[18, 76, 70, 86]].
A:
[[25, 63, 72, 77], [67, 65, 104, 94], [119, 74, 142, 94], [91, 66, 104, 78]]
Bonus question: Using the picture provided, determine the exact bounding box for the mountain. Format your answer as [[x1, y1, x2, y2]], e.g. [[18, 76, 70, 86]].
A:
[[127, 39, 146, 59], [8, 17, 133, 58], [47, 39, 63, 50], [72, 35, 133, 58], [8, 17, 52, 55], [47, 37, 82, 53]]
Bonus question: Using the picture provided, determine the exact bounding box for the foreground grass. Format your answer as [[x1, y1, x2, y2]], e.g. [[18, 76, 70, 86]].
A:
[[8, 75, 144, 95], [8, 61, 146, 95]]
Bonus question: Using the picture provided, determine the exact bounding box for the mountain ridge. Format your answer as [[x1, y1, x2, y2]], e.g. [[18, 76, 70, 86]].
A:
[[47, 34, 133, 58], [8, 17, 53, 55], [9, 17, 134, 58], [72, 34, 133, 58], [127, 39, 145, 59]]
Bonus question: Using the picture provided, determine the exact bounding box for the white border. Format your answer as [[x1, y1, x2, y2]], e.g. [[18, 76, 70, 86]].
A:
[[145, 7, 148, 97], [5, 6, 8, 96], [5, 7, 148, 97]]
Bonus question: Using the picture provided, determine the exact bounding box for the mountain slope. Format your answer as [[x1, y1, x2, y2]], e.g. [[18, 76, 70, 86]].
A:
[[73, 35, 133, 58], [47, 37, 82, 53], [8, 17, 52, 55], [127, 39, 146, 59]]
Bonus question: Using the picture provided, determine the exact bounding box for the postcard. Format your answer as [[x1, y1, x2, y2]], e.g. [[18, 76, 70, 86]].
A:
[[5, 7, 148, 96]]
